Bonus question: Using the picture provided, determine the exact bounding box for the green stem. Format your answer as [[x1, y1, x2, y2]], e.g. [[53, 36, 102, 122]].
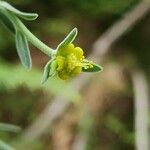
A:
[[4, 10, 55, 57]]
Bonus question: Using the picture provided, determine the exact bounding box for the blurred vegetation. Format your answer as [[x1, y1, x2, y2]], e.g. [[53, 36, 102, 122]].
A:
[[0, 0, 149, 150]]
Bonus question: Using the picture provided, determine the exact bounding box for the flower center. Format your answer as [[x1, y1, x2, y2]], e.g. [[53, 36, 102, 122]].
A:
[[55, 44, 86, 80], [67, 53, 81, 72]]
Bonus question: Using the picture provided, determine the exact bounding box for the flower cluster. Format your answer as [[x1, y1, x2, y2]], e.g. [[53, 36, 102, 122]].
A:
[[55, 43, 93, 80], [42, 28, 102, 83]]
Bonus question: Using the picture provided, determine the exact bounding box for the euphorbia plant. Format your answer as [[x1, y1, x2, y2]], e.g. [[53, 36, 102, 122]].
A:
[[0, 1, 103, 83]]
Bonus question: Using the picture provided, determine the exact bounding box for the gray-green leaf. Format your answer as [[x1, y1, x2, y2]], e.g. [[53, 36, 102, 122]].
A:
[[42, 59, 57, 84], [82, 63, 103, 72], [57, 28, 77, 50], [15, 30, 32, 69], [42, 60, 52, 84], [0, 11, 15, 33], [0, 123, 21, 133], [0, 1, 38, 21]]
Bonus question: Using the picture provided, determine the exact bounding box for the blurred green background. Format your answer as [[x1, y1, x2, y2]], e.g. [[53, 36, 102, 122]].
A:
[[0, 0, 149, 150]]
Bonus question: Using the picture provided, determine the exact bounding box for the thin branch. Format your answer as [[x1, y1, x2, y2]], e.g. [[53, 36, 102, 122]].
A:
[[131, 70, 149, 150], [92, 1, 150, 59]]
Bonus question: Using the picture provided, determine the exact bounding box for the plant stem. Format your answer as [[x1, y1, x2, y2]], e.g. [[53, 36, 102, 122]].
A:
[[4, 10, 55, 57]]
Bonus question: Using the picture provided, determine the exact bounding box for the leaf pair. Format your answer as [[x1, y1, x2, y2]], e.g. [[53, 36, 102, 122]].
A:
[[0, 11, 32, 69], [0, 1, 38, 69]]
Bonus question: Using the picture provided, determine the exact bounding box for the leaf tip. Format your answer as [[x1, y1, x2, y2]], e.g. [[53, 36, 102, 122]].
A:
[[73, 27, 78, 36], [34, 13, 39, 19], [41, 78, 47, 84], [26, 63, 32, 70], [97, 65, 103, 72]]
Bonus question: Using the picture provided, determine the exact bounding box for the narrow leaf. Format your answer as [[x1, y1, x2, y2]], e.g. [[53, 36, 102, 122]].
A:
[[0, 123, 21, 133], [82, 63, 103, 72], [15, 30, 32, 69], [42, 59, 53, 84], [0, 1, 38, 21], [57, 28, 78, 50], [0, 140, 15, 150], [42, 59, 57, 84], [0, 11, 15, 33]]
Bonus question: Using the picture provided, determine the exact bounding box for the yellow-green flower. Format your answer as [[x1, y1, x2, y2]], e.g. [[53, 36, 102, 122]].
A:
[[55, 43, 93, 80], [42, 28, 102, 83]]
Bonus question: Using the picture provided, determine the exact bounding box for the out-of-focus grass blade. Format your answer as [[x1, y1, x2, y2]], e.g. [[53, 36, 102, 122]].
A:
[[0, 59, 80, 100], [0, 123, 21, 133], [0, 140, 15, 150]]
